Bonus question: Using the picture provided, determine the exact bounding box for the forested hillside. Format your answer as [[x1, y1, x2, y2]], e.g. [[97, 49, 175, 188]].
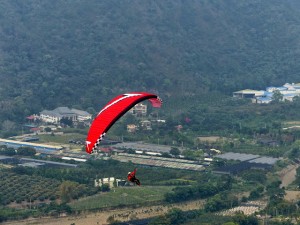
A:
[[1, 0, 300, 124]]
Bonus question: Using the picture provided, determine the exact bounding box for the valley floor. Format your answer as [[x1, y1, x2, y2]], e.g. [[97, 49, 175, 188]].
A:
[[2, 161, 299, 225]]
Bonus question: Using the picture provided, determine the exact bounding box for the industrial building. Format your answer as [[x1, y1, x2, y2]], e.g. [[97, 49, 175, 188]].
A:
[[19, 158, 78, 168], [112, 153, 205, 171], [214, 152, 279, 175], [216, 152, 279, 165], [233, 83, 300, 104], [113, 142, 172, 153], [0, 155, 78, 168]]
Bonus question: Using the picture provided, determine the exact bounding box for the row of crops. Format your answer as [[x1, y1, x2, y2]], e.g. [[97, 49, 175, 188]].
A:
[[0, 171, 61, 205]]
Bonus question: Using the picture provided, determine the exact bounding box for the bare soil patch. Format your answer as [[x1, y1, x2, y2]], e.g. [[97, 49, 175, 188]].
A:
[[285, 191, 300, 202], [278, 164, 299, 188], [197, 136, 221, 143]]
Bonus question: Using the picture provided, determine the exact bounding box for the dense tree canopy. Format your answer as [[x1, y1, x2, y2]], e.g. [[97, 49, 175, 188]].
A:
[[1, 0, 300, 126]]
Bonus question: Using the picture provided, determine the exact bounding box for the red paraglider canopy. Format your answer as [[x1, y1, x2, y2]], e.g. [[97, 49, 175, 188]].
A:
[[86, 92, 162, 154]]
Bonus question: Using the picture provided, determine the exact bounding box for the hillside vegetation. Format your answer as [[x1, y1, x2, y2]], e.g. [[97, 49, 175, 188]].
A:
[[1, 0, 300, 124]]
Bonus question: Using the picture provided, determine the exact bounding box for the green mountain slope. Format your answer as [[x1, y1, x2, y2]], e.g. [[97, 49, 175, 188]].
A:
[[1, 0, 300, 123]]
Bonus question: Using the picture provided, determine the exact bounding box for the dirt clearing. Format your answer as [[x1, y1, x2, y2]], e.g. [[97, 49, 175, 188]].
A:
[[279, 164, 299, 188]]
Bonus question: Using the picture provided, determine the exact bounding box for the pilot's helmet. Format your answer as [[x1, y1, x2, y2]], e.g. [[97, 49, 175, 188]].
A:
[[128, 172, 131, 174]]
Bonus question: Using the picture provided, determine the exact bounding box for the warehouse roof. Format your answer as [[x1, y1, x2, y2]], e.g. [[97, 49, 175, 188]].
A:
[[217, 152, 259, 161], [216, 152, 279, 165], [248, 156, 279, 165]]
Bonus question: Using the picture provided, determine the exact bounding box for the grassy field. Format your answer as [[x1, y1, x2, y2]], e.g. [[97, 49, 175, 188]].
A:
[[69, 186, 174, 211]]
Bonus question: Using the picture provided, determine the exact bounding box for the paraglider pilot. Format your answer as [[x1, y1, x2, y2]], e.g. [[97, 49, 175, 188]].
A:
[[127, 168, 141, 186]]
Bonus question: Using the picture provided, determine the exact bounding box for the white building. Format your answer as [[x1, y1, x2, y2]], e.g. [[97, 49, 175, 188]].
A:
[[70, 108, 92, 121], [129, 103, 147, 116], [39, 110, 62, 124], [94, 177, 115, 188], [234, 83, 300, 104], [140, 120, 152, 130], [39, 107, 91, 124], [256, 97, 273, 104]]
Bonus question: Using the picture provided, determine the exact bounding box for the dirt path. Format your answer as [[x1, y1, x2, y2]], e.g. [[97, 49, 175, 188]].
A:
[[278, 163, 300, 202], [278, 163, 300, 188], [2, 199, 205, 225]]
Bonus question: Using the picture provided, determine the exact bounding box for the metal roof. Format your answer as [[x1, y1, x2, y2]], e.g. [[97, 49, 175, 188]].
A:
[[264, 92, 273, 97], [217, 152, 279, 165], [20, 162, 45, 168], [53, 107, 75, 115], [248, 157, 279, 165], [113, 142, 172, 153], [20, 158, 78, 167], [111, 154, 204, 171], [70, 108, 91, 117], [256, 97, 272, 101], [0, 155, 13, 160], [40, 110, 62, 118], [0, 138, 63, 151], [217, 152, 260, 161]]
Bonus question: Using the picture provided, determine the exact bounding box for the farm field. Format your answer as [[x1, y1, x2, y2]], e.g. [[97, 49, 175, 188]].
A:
[[0, 171, 60, 206], [69, 186, 174, 211]]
